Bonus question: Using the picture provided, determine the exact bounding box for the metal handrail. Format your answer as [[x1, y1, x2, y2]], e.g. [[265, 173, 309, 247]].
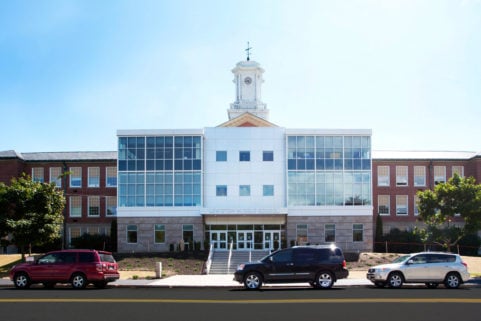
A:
[[205, 243, 214, 274], [227, 241, 234, 273]]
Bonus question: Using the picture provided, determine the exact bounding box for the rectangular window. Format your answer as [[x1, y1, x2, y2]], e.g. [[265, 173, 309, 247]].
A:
[[70, 167, 82, 188], [154, 224, 165, 243], [69, 227, 82, 246], [414, 195, 420, 216], [353, 224, 364, 242], [396, 166, 408, 186], [396, 195, 408, 215], [70, 196, 82, 217], [325, 224, 336, 242], [378, 195, 390, 215], [106, 196, 117, 216], [296, 224, 308, 245], [88, 196, 100, 217], [452, 166, 464, 178], [414, 166, 426, 187], [49, 167, 62, 187], [216, 185, 227, 196], [263, 151, 274, 161], [434, 166, 446, 185], [88, 167, 100, 188], [377, 166, 389, 186], [182, 224, 194, 250], [106, 167, 117, 187], [216, 151, 227, 162], [239, 151, 250, 162], [263, 185, 274, 196], [127, 225, 138, 243], [239, 185, 250, 196], [32, 167, 44, 183]]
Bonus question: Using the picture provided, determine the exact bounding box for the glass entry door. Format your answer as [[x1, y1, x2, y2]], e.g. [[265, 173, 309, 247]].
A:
[[264, 231, 281, 251], [210, 231, 227, 250], [237, 232, 253, 250]]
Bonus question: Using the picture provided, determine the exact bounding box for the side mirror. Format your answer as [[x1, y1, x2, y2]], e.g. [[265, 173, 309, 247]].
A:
[[407, 259, 414, 265]]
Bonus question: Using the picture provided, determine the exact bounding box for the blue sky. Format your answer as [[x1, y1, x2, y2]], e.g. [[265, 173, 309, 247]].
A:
[[1, 0, 480, 153]]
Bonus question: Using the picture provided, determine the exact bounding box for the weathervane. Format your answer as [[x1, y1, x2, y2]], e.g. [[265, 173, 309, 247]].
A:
[[245, 42, 252, 61]]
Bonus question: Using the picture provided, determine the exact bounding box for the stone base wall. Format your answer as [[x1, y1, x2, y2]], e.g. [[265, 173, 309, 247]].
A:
[[286, 216, 373, 252], [117, 217, 204, 253]]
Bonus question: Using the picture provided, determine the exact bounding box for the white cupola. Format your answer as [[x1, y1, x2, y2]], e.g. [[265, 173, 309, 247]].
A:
[[228, 50, 269, 120]]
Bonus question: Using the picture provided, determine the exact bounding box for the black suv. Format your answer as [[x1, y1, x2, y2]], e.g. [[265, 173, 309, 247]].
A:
[[234, 245, 349, 290]]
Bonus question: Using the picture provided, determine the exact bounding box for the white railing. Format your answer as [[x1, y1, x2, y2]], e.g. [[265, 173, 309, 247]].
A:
[[227, 241, 234, 273], [205, 243, 214, 274]]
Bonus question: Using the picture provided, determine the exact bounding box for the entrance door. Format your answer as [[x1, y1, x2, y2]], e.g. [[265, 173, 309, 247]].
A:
[[237, 232, 253, 250], [263, 231, 281, 251], [210, 231, 227, 250]]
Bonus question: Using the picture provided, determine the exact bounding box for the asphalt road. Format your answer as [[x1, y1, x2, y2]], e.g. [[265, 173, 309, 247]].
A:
[[1, 287, 481, 321]]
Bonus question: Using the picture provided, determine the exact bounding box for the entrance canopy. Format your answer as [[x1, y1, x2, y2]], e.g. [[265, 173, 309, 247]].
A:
[[203, 214, 286, 225]]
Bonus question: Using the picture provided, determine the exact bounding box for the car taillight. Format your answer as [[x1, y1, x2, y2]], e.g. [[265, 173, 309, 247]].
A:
[[462, 262, 468, 268], [342, 260, 347, 268]]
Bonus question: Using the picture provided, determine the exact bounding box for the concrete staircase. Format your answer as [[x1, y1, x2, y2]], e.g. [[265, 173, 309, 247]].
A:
[[208, 250, 270, 274]]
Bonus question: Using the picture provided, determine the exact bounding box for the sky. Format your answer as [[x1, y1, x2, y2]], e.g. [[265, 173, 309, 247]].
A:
[[1, 0, 480, 153]]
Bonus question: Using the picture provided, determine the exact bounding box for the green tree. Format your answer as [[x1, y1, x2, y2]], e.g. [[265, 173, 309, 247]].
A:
[[0, 174, 65, 258], [416, 174, 481, 251]]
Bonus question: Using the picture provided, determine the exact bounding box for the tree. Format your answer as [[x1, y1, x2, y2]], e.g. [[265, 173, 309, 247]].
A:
[[0, 174, 65, 258], [416, 174, 481, 251]]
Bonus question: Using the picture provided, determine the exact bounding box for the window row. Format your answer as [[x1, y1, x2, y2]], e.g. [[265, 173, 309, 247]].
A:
[[216, 150, 274, 162], [32, 167, 117, 188], [295, 223, 364, 244], [287, 171, 371, 206], [118, 136, 202, 171], [377, 165, 464, 187], [378, 195, 421, 216], [215, 185, 275, 197], [118, 172, 202, 207], [69, 196, 117, 217], [287, 135, 371, 171], [127, 224, 194, 245]]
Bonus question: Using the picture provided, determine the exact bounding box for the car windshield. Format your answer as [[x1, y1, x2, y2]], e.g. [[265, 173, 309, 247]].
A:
[[392, 255, 411, 264]]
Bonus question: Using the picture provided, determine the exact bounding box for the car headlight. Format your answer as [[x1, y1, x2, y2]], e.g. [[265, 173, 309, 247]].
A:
[[237, 264, 245, 271]]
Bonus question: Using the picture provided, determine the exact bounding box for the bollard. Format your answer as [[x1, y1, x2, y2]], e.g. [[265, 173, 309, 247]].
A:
[[155, 262, 162, 279]]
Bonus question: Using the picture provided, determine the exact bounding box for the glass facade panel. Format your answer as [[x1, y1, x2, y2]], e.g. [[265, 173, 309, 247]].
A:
[[287, 135, 371, 207], [118, 135, 202, 207]]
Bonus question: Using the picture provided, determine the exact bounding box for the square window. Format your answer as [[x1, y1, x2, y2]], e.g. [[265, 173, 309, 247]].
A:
[[239, 151, 250, 162], [263, 185, 274, 196], [216, 185, 227, 196], [239, 185, 250, 196], [216, 151, 227, 162], [263, 151, 274, 161]]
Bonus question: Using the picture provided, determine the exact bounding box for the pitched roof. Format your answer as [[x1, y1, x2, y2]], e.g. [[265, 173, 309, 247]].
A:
[[0, 150, 117, 161], [372, 150, 478, 160], [217, 112, 278, 128]]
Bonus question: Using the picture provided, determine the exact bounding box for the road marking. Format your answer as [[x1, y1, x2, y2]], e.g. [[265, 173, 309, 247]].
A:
[[0, 298, 480, 304]]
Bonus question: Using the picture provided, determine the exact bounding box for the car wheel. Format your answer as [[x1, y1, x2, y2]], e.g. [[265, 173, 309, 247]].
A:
[[316, 271, 334, 289], [444, 273, 461, 289], [374, 281, 386, 288], [71, 273, 87, 289], [387, 272, 403, 288], [425, 282, 439, 289], [14, 273, 30, 289], [244, 272, 262, 290]]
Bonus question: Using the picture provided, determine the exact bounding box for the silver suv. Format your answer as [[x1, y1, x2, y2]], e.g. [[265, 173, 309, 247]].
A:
[[366, 252, 470, 289]]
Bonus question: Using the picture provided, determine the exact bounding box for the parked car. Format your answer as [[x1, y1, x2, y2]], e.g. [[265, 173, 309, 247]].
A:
[[9, 249, 120, 289], [366, 252, 470, 289], [234, 245, 349, 290]]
